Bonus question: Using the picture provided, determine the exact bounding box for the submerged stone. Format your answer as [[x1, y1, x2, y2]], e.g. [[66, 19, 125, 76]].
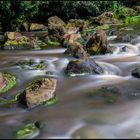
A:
[[88, 86, 121, 104]]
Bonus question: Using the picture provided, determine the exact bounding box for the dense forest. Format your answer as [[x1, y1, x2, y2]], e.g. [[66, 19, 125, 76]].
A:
[[0, 1, 140, 31]]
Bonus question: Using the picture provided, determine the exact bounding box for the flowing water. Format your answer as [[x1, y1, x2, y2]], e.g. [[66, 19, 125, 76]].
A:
[[0, 26, 140, 139]]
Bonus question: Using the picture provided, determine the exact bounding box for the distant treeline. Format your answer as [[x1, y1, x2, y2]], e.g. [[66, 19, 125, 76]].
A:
[[0, 1, 139, 31]]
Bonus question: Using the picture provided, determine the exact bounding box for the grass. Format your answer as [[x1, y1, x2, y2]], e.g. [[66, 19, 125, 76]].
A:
[[123, 16, 140, 25]]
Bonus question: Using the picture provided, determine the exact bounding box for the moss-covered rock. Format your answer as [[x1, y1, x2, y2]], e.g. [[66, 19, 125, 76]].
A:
[[48, 16, 66, 26], [93, 12, 120, 25], [0, 72, 16, 94], [16, 123, 39, 139], [85, 30, 108, 55], [18, 77, 57, 108], [64, 42, 89, 59], [14, 59, 47, 70], [30, 23, 47, 31], [115, 27, 140, 42], [4, 32, 32, 50], [47, 16, 66, 42]]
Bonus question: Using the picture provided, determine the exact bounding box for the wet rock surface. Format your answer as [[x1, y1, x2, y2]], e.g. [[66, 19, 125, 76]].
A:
[[65, 58, 104, 76], [19, 77, 57, 108], [85, 30, 108, 55], [14, 59, 47, 70]]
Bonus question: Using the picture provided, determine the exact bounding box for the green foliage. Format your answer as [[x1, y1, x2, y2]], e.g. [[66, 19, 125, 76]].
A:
[[0, 1, 139, 31], [124, 16, 140, 25], [0, 1, 115, 31]]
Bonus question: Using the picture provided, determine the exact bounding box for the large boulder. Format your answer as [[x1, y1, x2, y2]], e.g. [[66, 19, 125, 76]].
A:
[[65, 19, 87, 33], [115, 29, 140, 43], [47, 16, 66, 42], [47, 23, 66, 42], [19, 22, 47, 31], [19, 78, 57, 108], [85, 30, 108, 55], [4, 32, 32, 50], [48, 16, 65, 26], [30, 23, 47, 31], [93, 12, 120, 25], [63, 33, 89, 58], [64, 42, 89, 59], [65, 58, 104, 76], [3, 32, 46, 50]]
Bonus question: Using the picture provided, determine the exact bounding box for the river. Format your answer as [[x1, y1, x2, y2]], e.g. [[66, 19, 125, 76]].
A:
[[0, 25, 140, 138]]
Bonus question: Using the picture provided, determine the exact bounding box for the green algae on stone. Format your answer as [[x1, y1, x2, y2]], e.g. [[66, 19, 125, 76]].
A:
[[22, 77, 57, 108], [47, 40, 60, 47], [0, 93, 20, 105], [16, 123, 39, 139], [44, 97, 57, 106], [0, 73, 16, 94], [15, 60, 47, 70], [88, 86, 121, 104]]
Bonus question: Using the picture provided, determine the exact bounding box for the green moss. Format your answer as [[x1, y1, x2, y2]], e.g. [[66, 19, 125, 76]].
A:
[[16, 123, 38, 139], [0, 73, 17, 94], [26, 77, 44, 91], [44, 97, 57, 106], [95, 24, 110, 30], [47, 40, 60, 46], [0, 93, 20, 104], [33, 64, 46, 70], [15, 60, 47, 70], [88, 87, 120, 104]]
